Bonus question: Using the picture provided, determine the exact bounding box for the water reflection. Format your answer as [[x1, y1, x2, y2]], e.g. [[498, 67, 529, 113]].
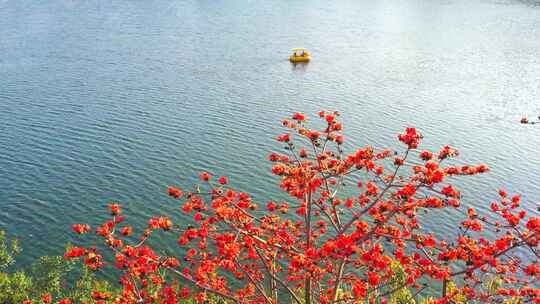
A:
[[290, 61, 309, 72]]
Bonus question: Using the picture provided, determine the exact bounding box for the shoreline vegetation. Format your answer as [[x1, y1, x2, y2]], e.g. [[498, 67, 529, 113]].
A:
[[0, 230, 115, 304]]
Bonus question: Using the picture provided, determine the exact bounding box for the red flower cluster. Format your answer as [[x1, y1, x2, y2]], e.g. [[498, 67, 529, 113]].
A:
[[71, 223, 90, 234], [168, 186, 183, 199], [398, 127, 422, 149], [61, 111, 540, 304], [109, 203, 121, 216]]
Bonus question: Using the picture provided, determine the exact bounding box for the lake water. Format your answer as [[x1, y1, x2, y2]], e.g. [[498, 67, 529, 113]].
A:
[[1, 0, 540, 266]]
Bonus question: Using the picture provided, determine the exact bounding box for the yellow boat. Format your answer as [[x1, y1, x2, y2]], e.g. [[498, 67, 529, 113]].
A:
[[289, 48, 311, 63]]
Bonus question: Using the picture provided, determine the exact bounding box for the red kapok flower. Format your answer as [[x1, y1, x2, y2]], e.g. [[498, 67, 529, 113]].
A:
[[195, 292, 207, 303], [41, 294, 52, 304], [419, 151, 433, 161], [92, 291, 112, 300], [267, 201, 277, 211], [524, 263, 540, 277], [398, 128, 422, 149], [218, 176, 229, 185], [308, 130, 321, 141], [277, 134, 291, 142], [64, 247, 86, 259], [194, 213, 204, 221], [109, 203, 121, 216], [292, 112, 306, 122], [179, 287, 190, 298], [72, 224, 90, 234], [325, 114, 335, 124], [83, 251, 104, 270], [157, 217, 173, 230], [199, 172, 212, 181], [120, 226, 133, 236], [168, 186, 183, 199], [352, 281, 367, 298], [476, 164, 489, 173], [366, 271, 380, 285]]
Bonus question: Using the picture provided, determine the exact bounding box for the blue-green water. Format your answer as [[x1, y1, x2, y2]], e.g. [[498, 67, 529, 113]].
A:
[[1, 0, 540, 265]]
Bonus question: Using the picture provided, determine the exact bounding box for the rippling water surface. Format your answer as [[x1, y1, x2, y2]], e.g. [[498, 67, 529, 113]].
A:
[[1, 0, 540, 265]]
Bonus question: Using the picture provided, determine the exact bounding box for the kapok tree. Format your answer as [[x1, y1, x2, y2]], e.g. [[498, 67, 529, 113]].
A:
[[65, 111, 540, 304]]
